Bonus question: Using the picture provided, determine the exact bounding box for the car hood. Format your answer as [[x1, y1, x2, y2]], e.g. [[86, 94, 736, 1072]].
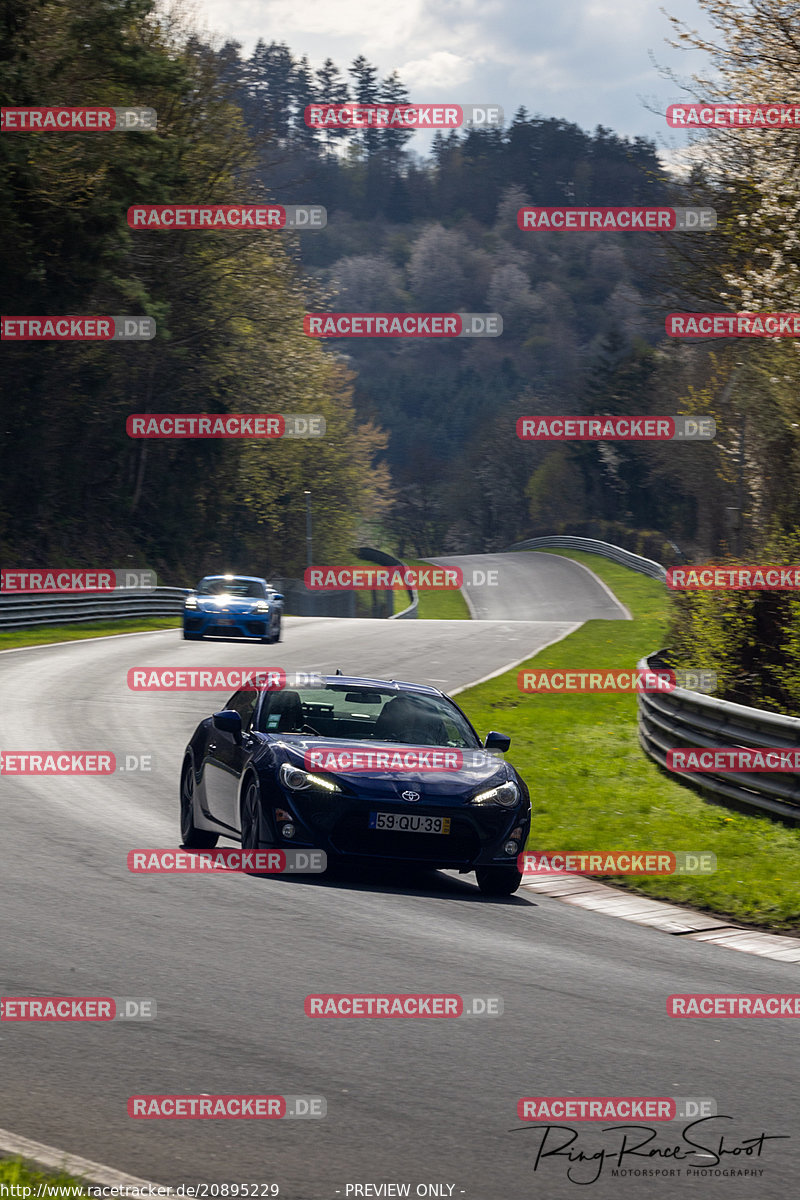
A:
[[273, 736, 511, 800]]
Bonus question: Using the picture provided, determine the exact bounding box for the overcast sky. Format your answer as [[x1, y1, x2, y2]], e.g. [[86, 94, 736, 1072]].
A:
[[188, 0, 719, 158]]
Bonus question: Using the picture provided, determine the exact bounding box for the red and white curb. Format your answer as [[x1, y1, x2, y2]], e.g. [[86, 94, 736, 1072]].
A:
[[522, 874, 800, 962], [0, 1126, 170, 1191]]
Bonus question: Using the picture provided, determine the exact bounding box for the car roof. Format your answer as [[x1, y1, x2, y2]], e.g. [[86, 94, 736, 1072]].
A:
[[308, 675, 445, 698], [198, 575, 269, 585]]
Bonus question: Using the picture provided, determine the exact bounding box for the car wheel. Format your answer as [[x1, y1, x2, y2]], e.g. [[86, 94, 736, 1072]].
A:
[[240, 776, 264, 850], [475, 865, 523, 896], [180, 760, 218, 848], [269, 614, 282, 644]]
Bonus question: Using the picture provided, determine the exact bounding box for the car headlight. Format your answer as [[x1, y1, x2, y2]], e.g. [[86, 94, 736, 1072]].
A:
[[470, 781, 519, 808], [280, 763, 340, 793], [254, 600, 270, 612], [184, 596, 198, 609]]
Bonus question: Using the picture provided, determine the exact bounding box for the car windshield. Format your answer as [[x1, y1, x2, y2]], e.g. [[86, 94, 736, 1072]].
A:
[[197, 577, 265, 599], [256, 684, 480, 748]]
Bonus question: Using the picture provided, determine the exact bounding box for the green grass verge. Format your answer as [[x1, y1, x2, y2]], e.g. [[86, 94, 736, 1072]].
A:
[[406, 559, 470, 619], [455, 548, 800, 932], [0, 1157, 89, 1195], [0, 616, 182, 652]]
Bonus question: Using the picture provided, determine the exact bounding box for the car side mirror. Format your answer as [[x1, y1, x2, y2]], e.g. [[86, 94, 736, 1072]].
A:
[[272, 593, 284, 603], [213, 709, 242, 743], [484, 731, 510, 752]]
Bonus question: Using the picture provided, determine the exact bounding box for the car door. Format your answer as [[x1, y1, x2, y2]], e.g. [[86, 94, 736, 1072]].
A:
[[203, 685, 259, 830]]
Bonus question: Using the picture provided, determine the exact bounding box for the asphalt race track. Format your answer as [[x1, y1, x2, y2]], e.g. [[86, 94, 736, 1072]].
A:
[[425, 551, 630, 621], [1, 553, 798, 1198]]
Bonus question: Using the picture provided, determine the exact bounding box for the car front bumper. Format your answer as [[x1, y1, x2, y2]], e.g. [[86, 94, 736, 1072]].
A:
[[184, 612, 272, 639], [259, 780, 530, 869]]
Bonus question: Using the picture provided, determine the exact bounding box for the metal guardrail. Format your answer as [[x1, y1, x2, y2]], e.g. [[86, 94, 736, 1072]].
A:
[[0, 549, 417, 630], [357, 547, 419, 619], [507, 535, 667, 581], [0, 588, 190, 631], [638, 653, 800, 823]]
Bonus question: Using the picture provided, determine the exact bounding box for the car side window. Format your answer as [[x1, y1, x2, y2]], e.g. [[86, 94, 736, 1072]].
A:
[[226, 686, 258, 731]]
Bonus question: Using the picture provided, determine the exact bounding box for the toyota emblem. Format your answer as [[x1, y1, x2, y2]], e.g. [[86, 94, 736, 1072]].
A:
[[401, 790, 420, 802]]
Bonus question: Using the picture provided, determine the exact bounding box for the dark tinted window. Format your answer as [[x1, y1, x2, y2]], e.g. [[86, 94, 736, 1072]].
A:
[[256, 685, 479, 747], [198, 577, 265, 599]]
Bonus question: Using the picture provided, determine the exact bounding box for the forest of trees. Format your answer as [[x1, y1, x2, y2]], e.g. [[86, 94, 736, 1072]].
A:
[[0, 2, 390, 581], [204, 30, 800, 580]]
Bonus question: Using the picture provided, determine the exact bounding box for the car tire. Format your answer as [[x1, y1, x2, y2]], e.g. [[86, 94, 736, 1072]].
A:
[[180, 759, 218, 848], [475, 865, 523, 896], [240, 775, 264, 850], [268, 614, 282, 644]]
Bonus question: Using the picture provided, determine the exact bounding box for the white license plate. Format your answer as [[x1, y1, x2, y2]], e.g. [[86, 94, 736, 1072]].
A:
[[369, 812, 450, 834]]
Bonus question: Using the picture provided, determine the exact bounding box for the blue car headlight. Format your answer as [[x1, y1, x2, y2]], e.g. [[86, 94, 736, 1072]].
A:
[[184, 596, 198, 610], [254, 600, 270, 612], [280, 763, 341, 793], [470, 781, 519, 808]]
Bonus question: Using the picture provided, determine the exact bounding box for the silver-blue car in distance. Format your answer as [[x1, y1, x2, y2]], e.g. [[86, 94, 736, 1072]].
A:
[[183, 574, 284, 643]]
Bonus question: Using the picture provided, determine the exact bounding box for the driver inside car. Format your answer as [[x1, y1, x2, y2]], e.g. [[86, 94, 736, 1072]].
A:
[[372, 694, 449, 746]]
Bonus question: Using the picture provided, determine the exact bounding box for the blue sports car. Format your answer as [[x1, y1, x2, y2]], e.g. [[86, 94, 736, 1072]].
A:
[[182, 575, 284, 643], [179, 674, 531, 895]]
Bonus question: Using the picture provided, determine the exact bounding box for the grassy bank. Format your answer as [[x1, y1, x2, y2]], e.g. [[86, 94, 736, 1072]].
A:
[[0, 617, 181, 652], [455, 549, 800, 932], [0, 1158, 89, 1196], [406, 558, 470, 619]]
